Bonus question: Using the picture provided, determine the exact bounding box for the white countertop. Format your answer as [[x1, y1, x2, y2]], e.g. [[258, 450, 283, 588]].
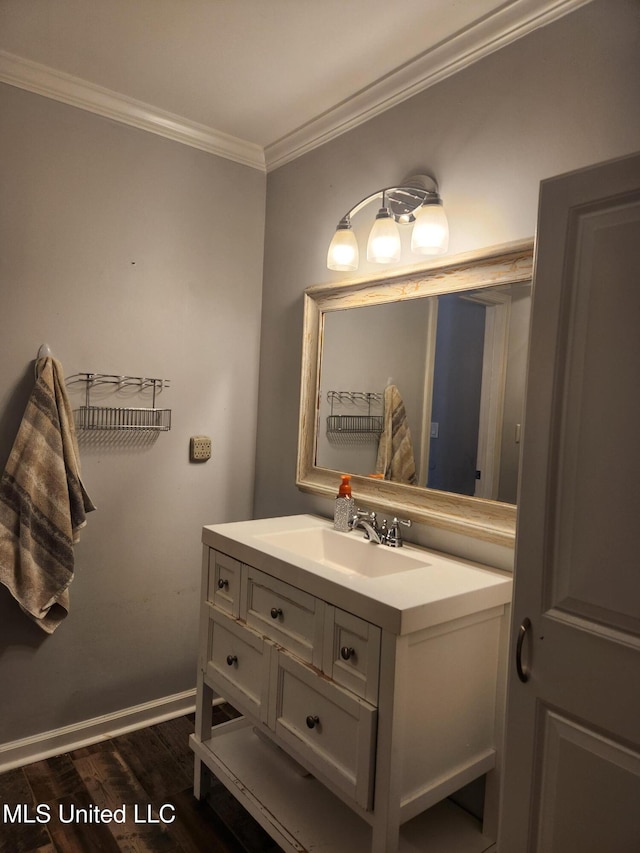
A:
[[203, 514, 512, 635]]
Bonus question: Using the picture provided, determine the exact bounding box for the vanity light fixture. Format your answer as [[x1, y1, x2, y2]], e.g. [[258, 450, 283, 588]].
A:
[[327, 174, 448, 271]]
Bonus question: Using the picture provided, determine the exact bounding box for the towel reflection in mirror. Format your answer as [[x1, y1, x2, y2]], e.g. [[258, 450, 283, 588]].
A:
[[375, 385, 417, 485]]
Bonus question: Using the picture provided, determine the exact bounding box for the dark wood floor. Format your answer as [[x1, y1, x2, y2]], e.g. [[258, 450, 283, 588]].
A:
[[0, 704, 283, 853]]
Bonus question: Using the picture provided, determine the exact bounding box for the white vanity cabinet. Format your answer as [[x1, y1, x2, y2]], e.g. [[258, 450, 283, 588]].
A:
[[190, 515, 512, 853]]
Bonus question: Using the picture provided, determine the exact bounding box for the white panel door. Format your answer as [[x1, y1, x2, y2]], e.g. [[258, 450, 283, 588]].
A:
[[499, 152, 640, 852]]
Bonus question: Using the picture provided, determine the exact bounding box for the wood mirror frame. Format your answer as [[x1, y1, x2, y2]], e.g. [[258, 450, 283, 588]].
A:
[[296, 238, 534, 547]]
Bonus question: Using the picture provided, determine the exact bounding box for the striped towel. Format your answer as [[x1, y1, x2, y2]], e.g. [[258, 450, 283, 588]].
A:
[[0, 357, 95, 633], [375, 384, 418, 485]]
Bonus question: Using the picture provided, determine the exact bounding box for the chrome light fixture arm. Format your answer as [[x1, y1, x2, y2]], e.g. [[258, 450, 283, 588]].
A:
[[327, 173, 448, 271], [336, 174, 441, 226]]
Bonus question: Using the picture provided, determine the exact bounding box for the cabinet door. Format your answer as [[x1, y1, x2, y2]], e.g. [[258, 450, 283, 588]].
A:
[[208, 550, 242, 617], [205, 609, 271, 724], [270, 649, 377, 811], [499, 152, 640, 851], [323, 606, 381, 704]]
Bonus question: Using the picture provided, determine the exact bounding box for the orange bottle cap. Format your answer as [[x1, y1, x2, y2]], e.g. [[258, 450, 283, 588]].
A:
[[338, 474, 352, 497]]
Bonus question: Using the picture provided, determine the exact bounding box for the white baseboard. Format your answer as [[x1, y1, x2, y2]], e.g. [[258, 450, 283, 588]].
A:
[[0, 688, 196, 774]]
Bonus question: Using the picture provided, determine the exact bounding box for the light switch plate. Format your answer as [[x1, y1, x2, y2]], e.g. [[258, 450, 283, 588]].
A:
[[190, 435, 211, 461]]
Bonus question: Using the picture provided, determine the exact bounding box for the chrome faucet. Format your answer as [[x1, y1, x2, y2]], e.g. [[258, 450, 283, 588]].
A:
[[349, 510, 384, 544], [349, 510, 412, 547]]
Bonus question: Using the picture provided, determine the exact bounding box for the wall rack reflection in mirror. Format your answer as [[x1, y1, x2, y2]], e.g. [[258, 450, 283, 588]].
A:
[[326, 390, 383, 436], [67, 373, 172, 432]]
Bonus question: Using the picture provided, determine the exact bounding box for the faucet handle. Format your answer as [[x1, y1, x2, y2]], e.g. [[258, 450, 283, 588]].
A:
[[353, 508, 378, 524], [349, 508, 368, 529], [386, 517, 412, 547], [368, 511, 379, 527]]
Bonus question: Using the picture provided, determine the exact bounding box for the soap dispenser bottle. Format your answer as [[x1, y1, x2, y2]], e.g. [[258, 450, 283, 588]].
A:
[[334, 474, 355, 532]]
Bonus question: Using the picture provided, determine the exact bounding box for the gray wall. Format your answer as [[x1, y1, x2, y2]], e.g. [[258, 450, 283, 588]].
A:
[[255, 0, 640, 564], [0, 85, 265, 743], [1, 0, 638, 749], [317, 300, 430, 477]]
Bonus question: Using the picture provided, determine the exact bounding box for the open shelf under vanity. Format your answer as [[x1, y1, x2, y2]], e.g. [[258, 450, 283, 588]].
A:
[[190, 717, 496, 853]]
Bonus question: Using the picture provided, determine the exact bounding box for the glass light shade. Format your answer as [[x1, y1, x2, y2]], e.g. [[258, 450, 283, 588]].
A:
[[327, 224, 359, 271], [366, 209, 401, 264], [411, 201, 449, 255]]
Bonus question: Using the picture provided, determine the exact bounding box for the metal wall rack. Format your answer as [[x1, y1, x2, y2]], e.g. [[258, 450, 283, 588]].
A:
[[326, 390, 383, 435], [68, 373, 172, 432]]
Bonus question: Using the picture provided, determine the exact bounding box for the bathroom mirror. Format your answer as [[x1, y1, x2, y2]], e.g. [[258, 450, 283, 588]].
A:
[[297, 239, 534, 547]]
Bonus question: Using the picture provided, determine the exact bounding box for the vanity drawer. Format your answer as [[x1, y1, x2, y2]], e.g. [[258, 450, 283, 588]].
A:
[[243, 567, 324, 666], [205, 610, 271, 723], [208, 550, 242, 617], [323, 607, 381, 705], [270, 649, 377, 811]]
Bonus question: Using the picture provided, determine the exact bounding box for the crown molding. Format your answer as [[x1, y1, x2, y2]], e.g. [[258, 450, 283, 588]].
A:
[[0, 50, 266, 172], [0, 0, 591, 173], [264, 0, 594, 171]]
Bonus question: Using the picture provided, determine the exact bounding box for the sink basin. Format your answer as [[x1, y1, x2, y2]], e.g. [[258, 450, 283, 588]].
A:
[[256, 525, 430, 578]]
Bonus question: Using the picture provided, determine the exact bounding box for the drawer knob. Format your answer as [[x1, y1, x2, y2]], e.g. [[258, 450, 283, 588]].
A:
[[306, 715, 320, 729], [226, 655, 238, 666], [270, 607, 283, 619], [340, 646, 355, 661], [217, 578, 229, 589]]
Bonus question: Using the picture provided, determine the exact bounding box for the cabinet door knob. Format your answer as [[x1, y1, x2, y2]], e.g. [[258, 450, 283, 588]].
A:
[[306, 715, 320, 729], [270, 607, 283, 619], [340, 646, 355, 661], [217, 578, 229, 589], [226, 654, 238, 666]]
